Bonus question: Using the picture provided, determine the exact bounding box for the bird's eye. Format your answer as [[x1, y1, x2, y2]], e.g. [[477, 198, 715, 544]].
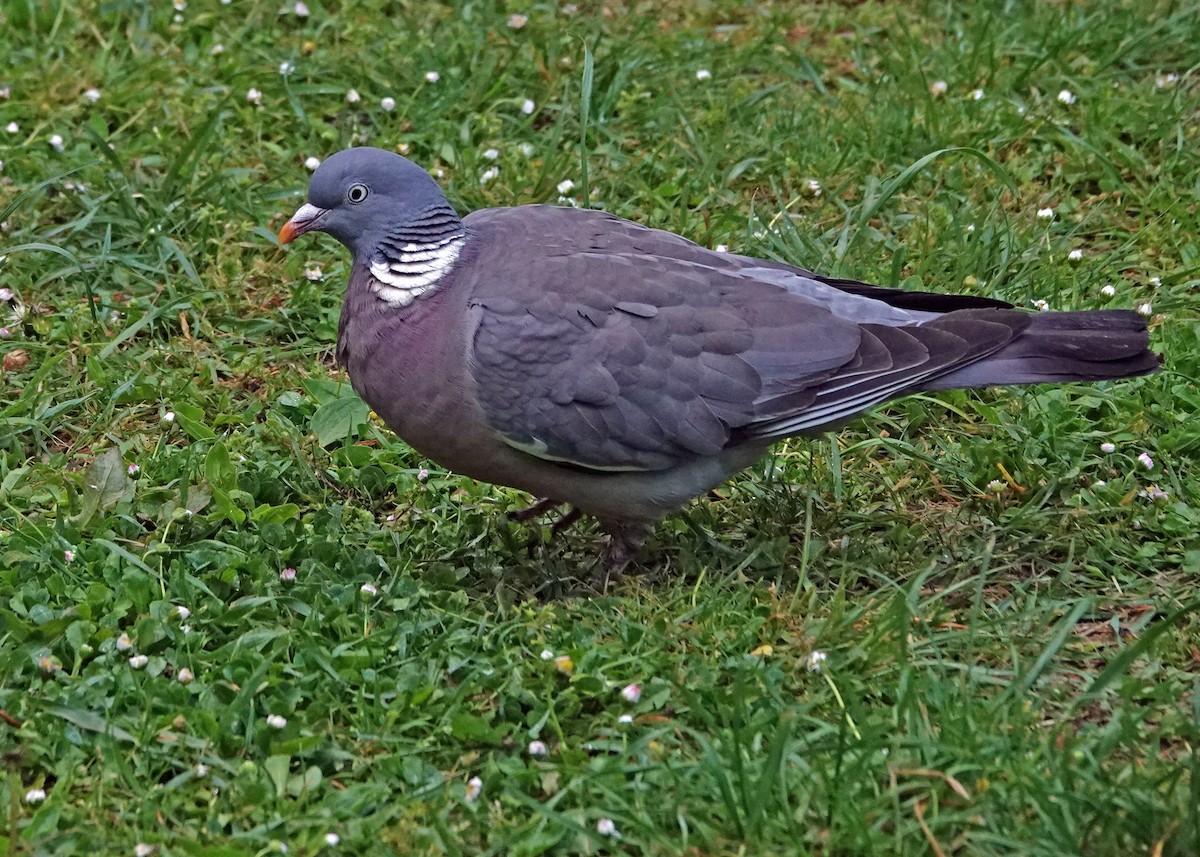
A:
[[346, 183, 369, 204]]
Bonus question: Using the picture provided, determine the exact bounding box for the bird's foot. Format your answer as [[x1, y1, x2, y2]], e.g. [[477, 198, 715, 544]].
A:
[[509, 497, 562, 522], [592, 521, 651, 592]]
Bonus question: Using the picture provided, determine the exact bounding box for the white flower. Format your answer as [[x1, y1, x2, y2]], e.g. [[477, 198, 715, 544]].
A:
[[617, 713, 634, 725], [173, 0, 185, 9], [539, 649, 554, 660], [620, 683, 641, 703], [293, 1, 309, 16], [304, 266, 323, 281], [930, 80, 948, 96], [346, 89, 361, 104], [304, 156, 321, 171], [1067, 249, 1084, 261], [246, 88, 263, 106], [195, 763, 209, 777], [135, 845, 155, 857], [177, 667, 194, 684], [0, 328, 9, 338], [1155, 73, 1178, 89], [556, 179, 575, 195], [267, 714, 287, 729], [380, 96, 396, 111], [417, 468, 429, 481], [64, 550, 75, 563], [1139, 485, 1169, 501], [521, 98, 536, 115], [807, 179, 822, 197], [1137, 452, 1154, 470], [986, 479, 1005, 493], [1136, 302, 1153, 316], [965, 224, 976, 232], [971, 88, 985, 100], [480, 166, 500, 184], [1032, 299, 1050, 312], [359, 582, 378, 597], [83, 87, 102, 103], [129, 654, 148, 669], [116, 632, 134, 651], [596, 818, 620, 838], [1101, 284, 1116, 297], [1100, 442, 1116, 454], [210, 43, 225, 55], [280, 567, 297, 582], [695, 69, 712, 81], [805, 650, 828, 672], [1148, 276, 1161, 287], [324, 833, 339, 846], [0, 288, 9, 302], [0, 87, 9, 99], [5, 122, 18, 134], [518, 142, 535, 157], [507, 13, 527, 29], [465, 775, 483, 802], [1057, 89, 1076, 105], [279, 61, 295, 76], [419, 70, 440, 84], [1036, 207, 1054, 219], [527, 740, 548, 756], [482, 148, 500, 160], [175, 605, 191, 621], [714, 244, 729, 253], [162, 411, 176, 423], [48, 133, 64, 152], [25, 788, 46, 803]]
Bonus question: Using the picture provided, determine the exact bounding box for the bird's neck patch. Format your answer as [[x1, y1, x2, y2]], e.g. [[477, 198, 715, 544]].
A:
[[368, 205, 466, 307]]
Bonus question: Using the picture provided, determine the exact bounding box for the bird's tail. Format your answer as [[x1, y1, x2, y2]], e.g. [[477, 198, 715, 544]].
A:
[[924, 309, 1161, 391]]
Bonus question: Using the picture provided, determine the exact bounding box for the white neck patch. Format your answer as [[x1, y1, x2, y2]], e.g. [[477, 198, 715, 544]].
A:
[[368, 236, 465, 307]]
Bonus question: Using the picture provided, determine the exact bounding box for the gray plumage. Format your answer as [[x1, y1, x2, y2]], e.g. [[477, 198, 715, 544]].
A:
[[281, 147, 1159, 577]]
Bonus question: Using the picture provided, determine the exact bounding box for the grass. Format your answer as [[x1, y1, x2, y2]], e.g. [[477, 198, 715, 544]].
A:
[[2, 0, 1199, 854]]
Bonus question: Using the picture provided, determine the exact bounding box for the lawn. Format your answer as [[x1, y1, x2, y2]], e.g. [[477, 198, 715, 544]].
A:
[[2, 0, 1199, 854]]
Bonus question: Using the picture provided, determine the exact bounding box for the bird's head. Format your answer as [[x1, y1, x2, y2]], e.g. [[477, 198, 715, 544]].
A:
[[278, 147, 449, 257]]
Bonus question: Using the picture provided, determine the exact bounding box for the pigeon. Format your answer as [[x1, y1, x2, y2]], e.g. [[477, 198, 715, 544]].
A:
[[279, 147, 1159, 580]]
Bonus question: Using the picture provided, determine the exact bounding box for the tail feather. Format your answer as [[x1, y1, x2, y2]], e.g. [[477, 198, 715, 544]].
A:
[[924, 310, 1160, 390]]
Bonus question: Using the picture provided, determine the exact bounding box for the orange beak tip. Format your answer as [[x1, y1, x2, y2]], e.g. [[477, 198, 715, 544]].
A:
[[278, 221, 297, 246]]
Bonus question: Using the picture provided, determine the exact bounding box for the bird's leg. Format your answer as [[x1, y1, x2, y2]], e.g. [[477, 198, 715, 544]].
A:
[[509, 497, 562, 522], [592, 521, 651, 591]]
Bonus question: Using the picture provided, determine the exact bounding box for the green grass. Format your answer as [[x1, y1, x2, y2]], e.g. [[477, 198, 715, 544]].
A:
[[2, 0, 1199, 854]]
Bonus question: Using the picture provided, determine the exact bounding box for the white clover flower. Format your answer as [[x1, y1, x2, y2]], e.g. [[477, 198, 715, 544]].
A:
[[324, 833, 339, 846], [971, 88, 985, 100], [380, 96, 396, 111], [556, 179, 575, 195], [527, 740, 548, 756], [175, 605, 191, 621], [280, 567, 297, 582], [596, 818, 620, 838], [480, 166, 500, 184], [930, 80, 948, 96], [1100, 442, 1116, 454], [64, 549, 75, 563], [986, 479, 1005, 493], [521, 98, 536, 115], [620, 683, 641, 703], [177, 667, 194, 684], [1067, 249, 1084, 261], [1101, 284, 1116, 297], [1137, 452, 1154, 469], [195, 763, 209, 777], [359, 582, 378, 597], [304, 266, 323, 281], [346, 88, 361, 104], [482, 148, 500, 160], [293, 1, 309, 17], [1032, 299, 1050, 312], [130, 654, 148, 669], [805, 650, 828, 672], [267, 714, 287, 729], [83, 87, 102, 103], [135, 845, 155, 857], [507, 13, 527, 29], [424, 71, 440, 84], [1036, 207, 1054, 219], [25, 788, 46, 803], [246, 88, 263, 106], [304, 156, 321, 171], [617, 713, 634, 725], [279, 61, 295, 76], [465, 776, 483, 802], [5, 122, 18, 134], [116, 632, 134, 651], [1136, 302, 1152, 316], [518, 142, 535, 157], [695, 69, 712, 81], [1057, 89, 1076, 105], [539, 649, 554, 660]]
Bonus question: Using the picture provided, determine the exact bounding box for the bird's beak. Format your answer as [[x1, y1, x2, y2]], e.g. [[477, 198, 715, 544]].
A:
[[278, 203, 328, 245]]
